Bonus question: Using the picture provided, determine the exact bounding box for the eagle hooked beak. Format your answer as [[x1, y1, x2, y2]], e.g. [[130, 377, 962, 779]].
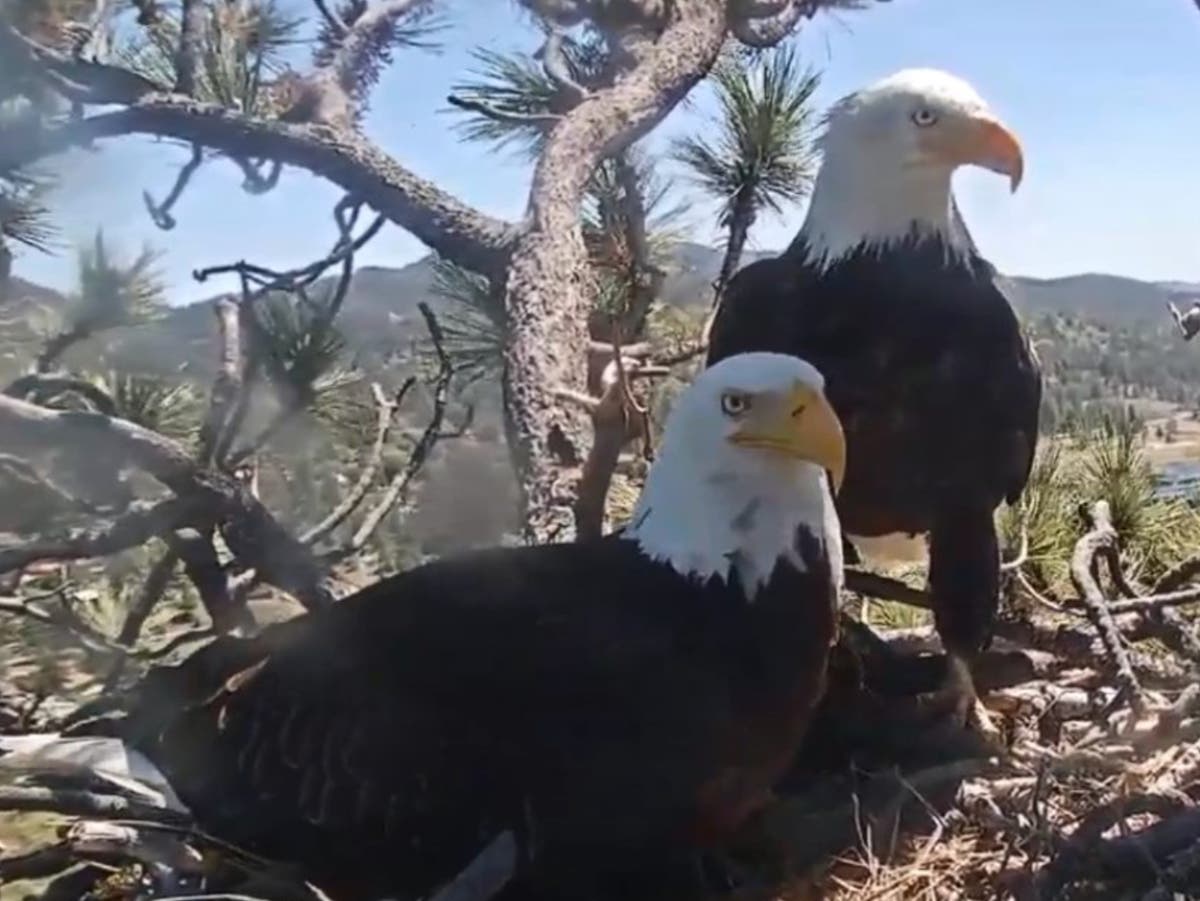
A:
[[730, 384, 846, 494], [961, 116, 1024, 193]]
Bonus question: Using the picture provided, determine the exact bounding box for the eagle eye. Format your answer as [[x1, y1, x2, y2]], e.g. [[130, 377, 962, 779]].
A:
[[720, 392, 751, 417], [911, 108, 939, 127]]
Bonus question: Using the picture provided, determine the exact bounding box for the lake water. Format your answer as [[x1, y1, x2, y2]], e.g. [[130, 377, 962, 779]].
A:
[[1154, 460, 1200, 501]]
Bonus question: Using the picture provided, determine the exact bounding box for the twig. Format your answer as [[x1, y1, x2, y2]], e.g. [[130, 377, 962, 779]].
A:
[[142, 143, 204, 230], [0, 843, 74, 882], [104, 548, 181, 689], [845, 568, 932, 609], [229, 155, 282, 194], [0, 496, 213, 575], [1070, 500, 1147, 717], [0, 593, 120, 655], [0, 787, 191, 823], [336, 304, 459, 556], [301, 378, 415, 545]]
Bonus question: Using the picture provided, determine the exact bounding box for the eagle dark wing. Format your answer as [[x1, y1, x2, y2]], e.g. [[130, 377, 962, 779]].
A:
[[709, 245, 1041, 533], [69, 536, 836, 899]]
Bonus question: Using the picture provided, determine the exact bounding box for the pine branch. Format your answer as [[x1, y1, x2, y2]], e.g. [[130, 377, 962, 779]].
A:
[[0, 97, 517, 278]]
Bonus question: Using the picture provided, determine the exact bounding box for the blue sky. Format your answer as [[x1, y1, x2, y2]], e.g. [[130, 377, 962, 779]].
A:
[[13, 0, 1200, 304]]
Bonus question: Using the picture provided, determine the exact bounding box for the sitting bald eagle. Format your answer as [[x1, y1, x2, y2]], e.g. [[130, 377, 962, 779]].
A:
[[2, 353, 845, 901], [707, 69, 1042, 722]]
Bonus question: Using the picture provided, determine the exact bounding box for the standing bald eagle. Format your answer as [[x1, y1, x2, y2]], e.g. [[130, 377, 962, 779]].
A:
[[707, 69, 1042, 722], [3, 353, 845, 901]]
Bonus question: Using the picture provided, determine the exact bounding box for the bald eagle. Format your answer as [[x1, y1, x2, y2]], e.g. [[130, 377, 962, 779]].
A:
[[707, 69, 1042, 722], [2, 353, 845, 901]]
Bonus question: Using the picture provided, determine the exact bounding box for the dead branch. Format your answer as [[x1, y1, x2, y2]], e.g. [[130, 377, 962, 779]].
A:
[[1070, 500, 1147, 716], [4, 372, 118, 416], [142, 143, 204, 230], [1105, 586, 1200, 616], [1154, 556, 1200, 594], [0, 394, 330, 610], [198, 296, 245, 466], [0, 588, 123, 655], [1034, 801, 1200, 897], [0, 843, 74, 882], [571, 331, 663, 539], [0, 497, 212, 575], [170, 529, 255, 633], [335, 304, 462, 556], [103, 547, 180, 688], [845, 568, 932, 609], [229, 155, 283, 194], [301, 379, 415, 545], [0, 786, 190, 823]]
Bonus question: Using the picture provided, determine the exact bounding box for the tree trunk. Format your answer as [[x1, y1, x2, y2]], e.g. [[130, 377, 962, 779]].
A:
[[502, 0, 727, 544], [712, 193, 757, 306]]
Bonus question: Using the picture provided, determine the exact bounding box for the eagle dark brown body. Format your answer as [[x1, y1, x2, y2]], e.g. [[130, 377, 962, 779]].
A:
[[66, 531, 837, 899], [707, 237, 1041, 656]]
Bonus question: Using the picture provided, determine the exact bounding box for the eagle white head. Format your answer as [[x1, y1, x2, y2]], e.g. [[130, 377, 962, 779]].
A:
[[798, 68, 1024, 268], [627, 352, 845, 597]]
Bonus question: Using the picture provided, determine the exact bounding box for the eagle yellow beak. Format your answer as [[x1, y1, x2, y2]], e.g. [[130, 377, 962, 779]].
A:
[[964, 116, 1023, 193], [930, 115, 1024, 193], [730, 384, 846, 494]]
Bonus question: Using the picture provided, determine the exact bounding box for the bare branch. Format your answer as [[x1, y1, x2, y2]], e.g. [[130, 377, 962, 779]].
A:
[[338, 304, 459, 554], [197, 296, 244, 465], [104, 548, 180, 689], [1070, 500, 1147, 716], [142, 143, 204, 231], [169, 529, 255, 632], [229, 156, 283, 195], [0, 588, 125, 655], [845, 568, 932, 609], [300, 378, 416, 545], [0, 786, 189, 823], [1, 97, 517, 278], [4, 373, 118, 416], [0, 497, 211, 575], [0, 394, 330, 610]]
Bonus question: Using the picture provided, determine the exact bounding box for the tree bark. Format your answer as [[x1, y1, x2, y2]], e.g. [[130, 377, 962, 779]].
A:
[[0, 96, 517, 279], [502, 0, 727, 543], [174, 0, 205, 95], [712, 192, 756, 306]]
